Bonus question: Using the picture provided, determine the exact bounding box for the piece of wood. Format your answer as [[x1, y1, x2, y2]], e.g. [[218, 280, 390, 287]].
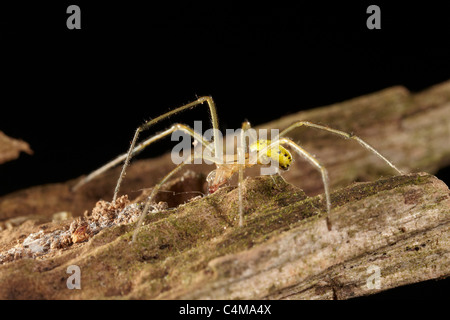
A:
[[0, 131, 32, 165], [163, 173, 450, 299], [0, 172, 448, 299]]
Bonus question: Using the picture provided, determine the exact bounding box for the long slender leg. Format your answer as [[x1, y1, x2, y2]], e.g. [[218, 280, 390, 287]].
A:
[[73, 97, 219, 197], [72, 123, 214, 192], [279, 121, 403, 174], [267, 137, 332, 229], [114, 97, 220, 203], [131, 152, 220, 243], [237, 121, 251, 226]]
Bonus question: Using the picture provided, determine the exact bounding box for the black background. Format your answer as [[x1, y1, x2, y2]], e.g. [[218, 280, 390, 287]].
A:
[[1, 2, 450, 299]]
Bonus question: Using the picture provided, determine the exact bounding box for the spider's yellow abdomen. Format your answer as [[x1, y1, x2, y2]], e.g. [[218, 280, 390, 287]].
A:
[[249, 139, 292, 170]]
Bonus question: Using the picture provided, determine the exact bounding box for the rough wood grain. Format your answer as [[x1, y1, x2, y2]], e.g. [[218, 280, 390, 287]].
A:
[[166, 173, 450, 300], [0, 172, 448, 299]]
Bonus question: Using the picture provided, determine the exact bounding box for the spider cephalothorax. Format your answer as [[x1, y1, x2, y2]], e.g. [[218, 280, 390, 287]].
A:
[[73, 96, 403, 242], [249, 139, 293, 171]]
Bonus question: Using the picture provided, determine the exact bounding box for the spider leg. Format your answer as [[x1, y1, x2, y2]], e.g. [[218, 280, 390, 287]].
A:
[[237, 121, 251, 226], [72, 123, 214, 193], [72, 96, 220, 199], [273, 137, 332, 230], [115, 96, 220, 203], [279, 121, 403, 175], [113, 122, 216, 202], [132, 152, 220, 243]]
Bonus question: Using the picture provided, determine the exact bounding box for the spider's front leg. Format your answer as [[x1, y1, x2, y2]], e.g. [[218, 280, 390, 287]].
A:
[[267, 121, 403, 230], [279, 121, 403, 175], [262, 137, 332, 230]]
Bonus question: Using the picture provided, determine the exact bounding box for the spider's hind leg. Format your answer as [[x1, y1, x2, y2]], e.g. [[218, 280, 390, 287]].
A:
[[113, 97, 220, 203], [73, 96, 221, 202], [132, 157, 192, 243]]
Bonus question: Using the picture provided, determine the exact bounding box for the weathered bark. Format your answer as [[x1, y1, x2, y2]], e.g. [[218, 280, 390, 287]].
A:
[[177, 174, 450, 300], [0, 173, 448, 299], [0, 131, 32, 165]]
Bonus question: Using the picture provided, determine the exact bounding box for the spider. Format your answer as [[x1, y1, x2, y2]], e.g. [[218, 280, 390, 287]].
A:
[[73, 96, 403, 242]]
